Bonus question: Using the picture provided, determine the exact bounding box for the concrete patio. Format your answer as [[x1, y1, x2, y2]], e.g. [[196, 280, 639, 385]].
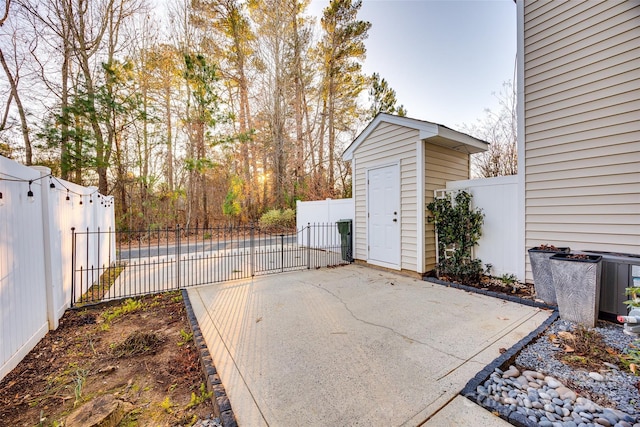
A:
[[187, 264, 552, 426]]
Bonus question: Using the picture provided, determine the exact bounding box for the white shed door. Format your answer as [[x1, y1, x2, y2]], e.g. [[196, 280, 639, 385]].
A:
[[368, 164, 400, 267]]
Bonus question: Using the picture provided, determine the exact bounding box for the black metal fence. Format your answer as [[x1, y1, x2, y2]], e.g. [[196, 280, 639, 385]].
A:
[[70, 223, 351, 306]]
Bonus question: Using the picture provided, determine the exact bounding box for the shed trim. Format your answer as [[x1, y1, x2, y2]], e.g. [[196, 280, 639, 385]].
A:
[[416, 139, 425, 273], [342, 113, 488, 161]]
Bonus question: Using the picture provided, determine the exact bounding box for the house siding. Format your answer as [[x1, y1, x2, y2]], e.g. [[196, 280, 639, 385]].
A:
[[353, 122, 419, 271], [523, 0, 640, 281], [424, 142, 470, 271]]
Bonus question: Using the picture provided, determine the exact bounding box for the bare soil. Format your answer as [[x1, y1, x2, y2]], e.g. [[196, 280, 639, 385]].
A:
[[438, 274, 537, 300], [0, 292, 213, 427]]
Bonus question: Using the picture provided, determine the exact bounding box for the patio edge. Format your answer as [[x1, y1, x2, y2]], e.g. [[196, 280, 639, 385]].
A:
[[423, 276, 561, 426], [182, 289, 238, 427], [460, 310, 560, 427]]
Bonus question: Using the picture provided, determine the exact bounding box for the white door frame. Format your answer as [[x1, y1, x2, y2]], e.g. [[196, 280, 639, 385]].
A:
[[366, 162, 401, 270]]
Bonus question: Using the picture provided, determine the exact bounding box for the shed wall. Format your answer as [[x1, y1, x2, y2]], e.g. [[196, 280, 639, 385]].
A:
[[523, 0, 640, 281], [424, 142, 470, 271], [353, 122, 419, 271]]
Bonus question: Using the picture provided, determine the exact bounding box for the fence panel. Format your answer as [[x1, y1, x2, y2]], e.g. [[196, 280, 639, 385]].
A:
[[71, 223, 350, 306], [446, 175, 519, 279], [1, 156, 115, 381], [0, 159, 48, 380], [296, 198, 354, 247]]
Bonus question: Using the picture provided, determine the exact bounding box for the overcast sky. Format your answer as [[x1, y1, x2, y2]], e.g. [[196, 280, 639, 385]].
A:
[[309, 0, 517, 131]]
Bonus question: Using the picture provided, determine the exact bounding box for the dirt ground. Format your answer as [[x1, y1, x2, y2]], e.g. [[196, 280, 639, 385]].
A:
[[439, 274, 537, 300], [0, 291, 213, 427]]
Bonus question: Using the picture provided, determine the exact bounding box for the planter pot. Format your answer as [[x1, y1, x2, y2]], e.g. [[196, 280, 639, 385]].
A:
[[528, 246, 570, 305], [550, 253, 603, 327]]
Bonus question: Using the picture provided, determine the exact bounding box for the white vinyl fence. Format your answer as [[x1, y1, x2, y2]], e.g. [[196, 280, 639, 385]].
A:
[[0, 155, 115, 380], [296, 198, 354, 247], [446, 175, 520, 279]]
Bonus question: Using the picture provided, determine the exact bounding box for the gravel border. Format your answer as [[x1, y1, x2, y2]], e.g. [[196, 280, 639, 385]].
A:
[[182, 289, 238, 427], [426, 276, 640, 426], [424, 276, 563, 426]]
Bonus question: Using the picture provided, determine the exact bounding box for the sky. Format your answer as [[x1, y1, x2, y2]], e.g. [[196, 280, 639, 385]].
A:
[[309, 0, 517, 131]]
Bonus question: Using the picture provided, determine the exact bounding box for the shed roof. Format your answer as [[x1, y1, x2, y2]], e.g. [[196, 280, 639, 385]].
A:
[[342, 113, 489, 161]]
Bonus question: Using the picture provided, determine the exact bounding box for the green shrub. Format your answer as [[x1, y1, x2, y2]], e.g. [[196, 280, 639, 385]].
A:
[[281, 208, 296, 227], [427, 190, 484, 284], [259, 208, 296, 230]]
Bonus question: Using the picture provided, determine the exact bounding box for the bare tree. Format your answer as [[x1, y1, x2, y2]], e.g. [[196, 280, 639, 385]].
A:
[[464, 80, 517, 178], [0, 0, 10, 26], [0, 8, 33, 164]]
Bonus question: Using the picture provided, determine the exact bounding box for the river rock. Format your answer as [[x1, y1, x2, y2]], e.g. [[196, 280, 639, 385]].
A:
[[503, 365, 520, 378], [589, 372, 604, 382]]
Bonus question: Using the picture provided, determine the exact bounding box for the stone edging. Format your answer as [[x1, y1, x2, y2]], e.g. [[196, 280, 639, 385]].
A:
[[423, 277, 562, 426], [182, 289, 238, 427], [459, 310, 559, 426]]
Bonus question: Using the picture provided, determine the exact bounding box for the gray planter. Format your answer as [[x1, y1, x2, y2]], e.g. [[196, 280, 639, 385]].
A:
[[528, 246, 570, 305], [550, 253, 603, 328]]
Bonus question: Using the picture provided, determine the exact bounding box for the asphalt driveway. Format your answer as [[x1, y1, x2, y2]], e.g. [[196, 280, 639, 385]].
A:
[[187, 264, 551, 426]]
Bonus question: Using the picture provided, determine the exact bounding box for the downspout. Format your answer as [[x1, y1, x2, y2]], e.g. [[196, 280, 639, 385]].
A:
[[516, 0, 527, 282]]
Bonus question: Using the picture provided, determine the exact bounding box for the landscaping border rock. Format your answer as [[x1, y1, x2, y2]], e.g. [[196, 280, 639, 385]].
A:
[[182, 289, 238, 427]]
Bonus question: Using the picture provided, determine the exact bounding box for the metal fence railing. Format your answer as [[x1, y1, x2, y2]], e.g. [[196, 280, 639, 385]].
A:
[[70, 223, 351, 306]]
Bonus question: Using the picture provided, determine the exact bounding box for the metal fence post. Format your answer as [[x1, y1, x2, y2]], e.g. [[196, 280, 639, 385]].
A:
[[71, 227, 76, 307], [176, 224, 181, 288], [280, 234, 284, 272], [250, 225, 255, 277], [307, 223, 311, 269]]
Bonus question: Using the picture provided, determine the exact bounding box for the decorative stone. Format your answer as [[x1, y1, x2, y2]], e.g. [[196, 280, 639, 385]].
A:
[[503, 365, 520, 378], [556, 386, 577, 402], [594, 418, 611, 426], [523, 370, 545, 380], [545, 376, 562, 388], [589, 372, 605, 382]]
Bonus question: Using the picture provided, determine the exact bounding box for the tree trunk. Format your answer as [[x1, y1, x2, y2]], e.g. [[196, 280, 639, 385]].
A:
[[0, 48, 32, 165]]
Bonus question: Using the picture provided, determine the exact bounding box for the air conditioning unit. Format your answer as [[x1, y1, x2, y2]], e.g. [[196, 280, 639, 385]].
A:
[[582, 251, 640, 321]]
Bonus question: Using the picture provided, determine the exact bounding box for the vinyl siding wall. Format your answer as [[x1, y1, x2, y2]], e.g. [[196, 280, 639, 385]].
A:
[[523, 0, 640, 281], [352, 122, 419, 271], [424, 142, 470, 271]]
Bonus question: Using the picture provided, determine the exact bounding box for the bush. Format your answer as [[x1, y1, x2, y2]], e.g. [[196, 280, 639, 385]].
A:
[[427, 190, 484, 284], [281, 208, 295, 227], [259, 208, 296, 230]]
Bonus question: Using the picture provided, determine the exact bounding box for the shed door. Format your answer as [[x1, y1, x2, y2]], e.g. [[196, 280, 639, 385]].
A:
[[368, 164, 400, 268]]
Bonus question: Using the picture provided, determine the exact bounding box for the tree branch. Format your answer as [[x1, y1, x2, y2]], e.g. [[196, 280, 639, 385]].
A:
[[0, 0, 10, 27]]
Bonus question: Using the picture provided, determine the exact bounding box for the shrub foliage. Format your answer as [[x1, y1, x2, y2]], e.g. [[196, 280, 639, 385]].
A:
[[427, 190, 484, 284]]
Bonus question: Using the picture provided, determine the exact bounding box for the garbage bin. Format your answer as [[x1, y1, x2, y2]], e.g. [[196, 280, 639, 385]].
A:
[[336, 219, 353, 262]]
